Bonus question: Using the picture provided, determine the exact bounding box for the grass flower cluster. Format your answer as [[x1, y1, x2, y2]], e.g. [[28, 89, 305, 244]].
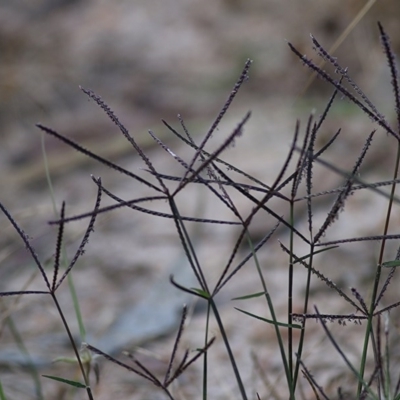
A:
[[1, 22, 400, 400]]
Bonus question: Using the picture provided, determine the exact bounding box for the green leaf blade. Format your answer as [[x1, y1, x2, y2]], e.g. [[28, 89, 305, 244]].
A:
[[42, 375, 86, 389]]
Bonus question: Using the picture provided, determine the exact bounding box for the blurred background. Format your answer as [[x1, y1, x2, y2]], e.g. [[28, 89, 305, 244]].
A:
[[1, 0, 399, 191], [1, 1, 400, 399]]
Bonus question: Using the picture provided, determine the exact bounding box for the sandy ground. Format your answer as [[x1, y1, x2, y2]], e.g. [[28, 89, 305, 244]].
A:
[[1, 1, 400, 399]]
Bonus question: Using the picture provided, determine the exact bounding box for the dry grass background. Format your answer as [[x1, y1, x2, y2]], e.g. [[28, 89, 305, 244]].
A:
[[1, 1, 400, 399]]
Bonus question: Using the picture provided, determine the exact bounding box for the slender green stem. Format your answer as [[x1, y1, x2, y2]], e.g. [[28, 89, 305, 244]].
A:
[[6, 315, 43, 399], [51, 293, 93, 399], [316, 307, 378, 400], [210, 298, 248, 400], [293, 243, 314, 390], [42, 133, 87, 342], [384, 313, 391, 398], [67, 273, 86, 340], [41, 133, 90, 397], [357, 142, 400, 397], [245, 232, 292, 395], [287, 201, 294, 397], [0, 381, 7, 400], [202, 303, 211, 400]]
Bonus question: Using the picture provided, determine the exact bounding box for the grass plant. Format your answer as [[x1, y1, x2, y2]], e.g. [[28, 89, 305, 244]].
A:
[[1, 22, 400, 399]]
